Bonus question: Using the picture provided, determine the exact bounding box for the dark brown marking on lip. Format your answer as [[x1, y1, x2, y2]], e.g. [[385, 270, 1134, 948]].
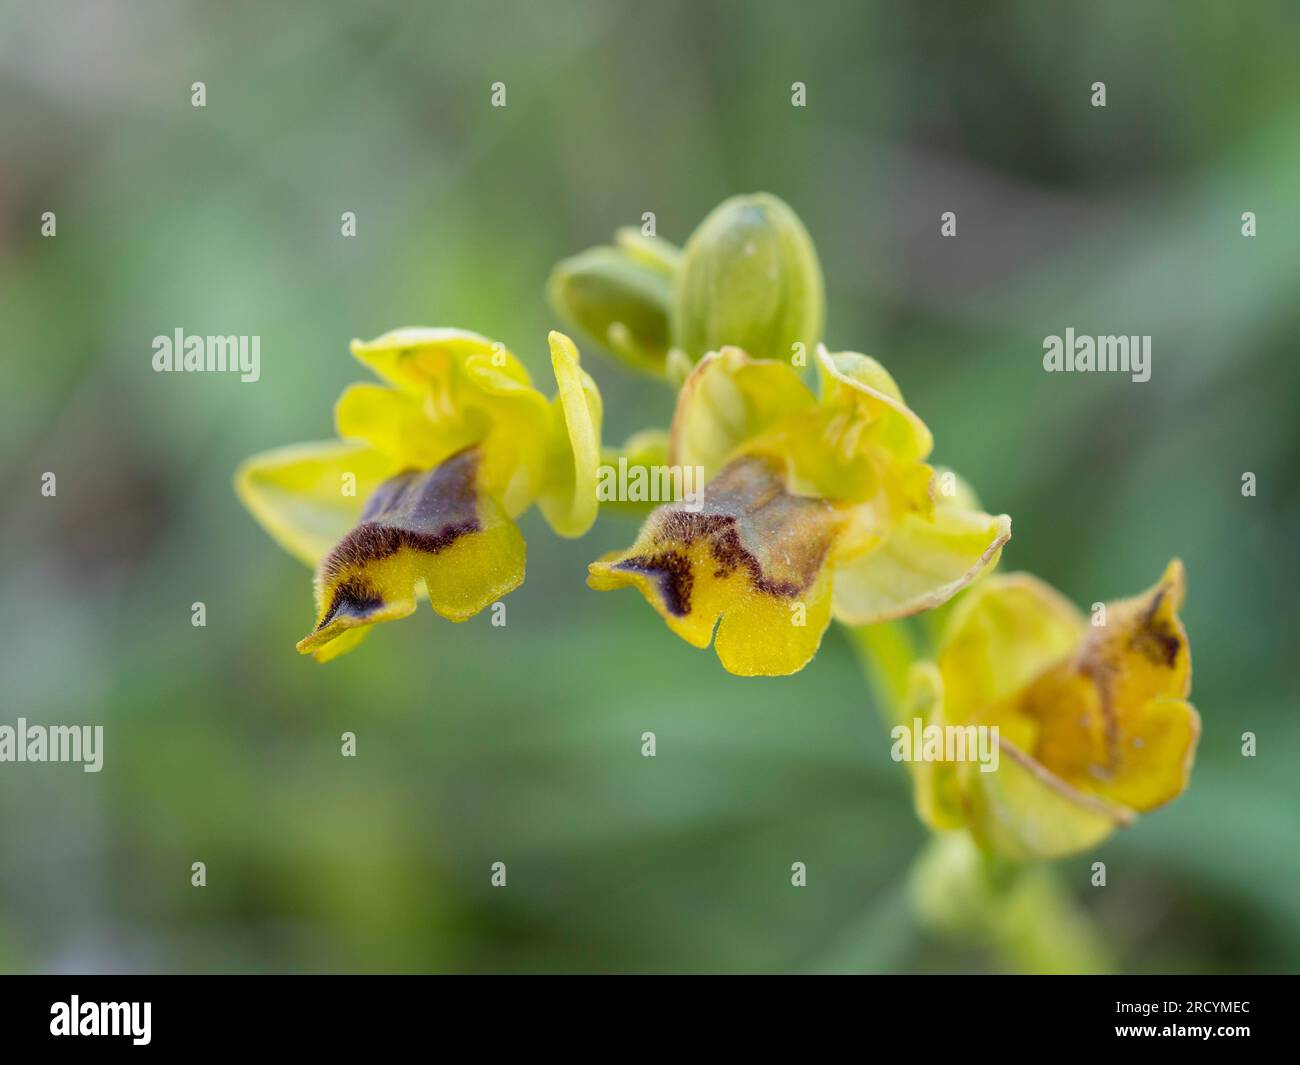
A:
[[314, 446, 483, 630], [1129, 586, 1182, 668], [615, 547, 697, 617], [612, 456, 837, 617], [317, 576, 387, 629]]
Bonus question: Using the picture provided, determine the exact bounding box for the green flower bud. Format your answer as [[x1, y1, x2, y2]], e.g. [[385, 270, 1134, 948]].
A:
[[672, 192, 824, 363], [613, 226, 681, 275], [547, 231, 680, 377]]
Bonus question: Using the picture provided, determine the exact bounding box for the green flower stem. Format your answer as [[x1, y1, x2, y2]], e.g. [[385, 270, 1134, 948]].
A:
[[908, 832, 1113, 974]]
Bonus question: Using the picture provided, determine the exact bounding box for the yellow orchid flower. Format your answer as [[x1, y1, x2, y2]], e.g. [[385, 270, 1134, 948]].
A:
[[235, 329, 601, 662], [899, 560, 1199, 859], [587, 345, 1011, 676]]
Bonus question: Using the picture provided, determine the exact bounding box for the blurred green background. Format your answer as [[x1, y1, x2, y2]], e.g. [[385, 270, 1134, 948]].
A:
[[1, 0, 1297, 973]]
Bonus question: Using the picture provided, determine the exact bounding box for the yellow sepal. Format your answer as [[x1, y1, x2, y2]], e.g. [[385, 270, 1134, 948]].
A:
[[234, 440, 398, 568]]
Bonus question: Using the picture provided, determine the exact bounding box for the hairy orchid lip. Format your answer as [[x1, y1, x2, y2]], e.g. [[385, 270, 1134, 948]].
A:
[[611, 508, 829, 618], [590, 453, 842, 676], [310, 448, 483, 633], [609, 455, 840, 612], [296, 444, 526, 661]]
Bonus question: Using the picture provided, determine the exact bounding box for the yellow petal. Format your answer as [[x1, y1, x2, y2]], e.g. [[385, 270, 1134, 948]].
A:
[[830, 502, 1011, 625], [588, 454, 841, 676], [938, 573, 1087, 725], [296, 446, 525, 661], [349, 327, 532, 395], [815, 345, 933, 465], [334, 382, 483, 468], [740, 346, 935, 508], [667, 347, 816, 479], [234, 440, 398, 567], [347, 328, 553, 513], [1014, 560, 1198, 811], [537, 331, 603, 538], [960, 737, 1135, 860]]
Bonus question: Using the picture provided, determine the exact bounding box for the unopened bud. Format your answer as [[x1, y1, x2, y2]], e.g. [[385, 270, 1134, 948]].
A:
[[672, 192, 824, 363], [547, 233, 679, 377]]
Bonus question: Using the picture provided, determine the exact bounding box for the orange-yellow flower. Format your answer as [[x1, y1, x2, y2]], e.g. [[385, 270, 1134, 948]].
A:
[[899, 561, 1199, 858]]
